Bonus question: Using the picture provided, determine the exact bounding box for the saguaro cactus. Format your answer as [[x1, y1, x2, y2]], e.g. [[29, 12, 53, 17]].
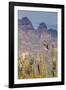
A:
[[51, 44, 57, 77], [33, 60, 37, 78], [39, 54, 47, 78]]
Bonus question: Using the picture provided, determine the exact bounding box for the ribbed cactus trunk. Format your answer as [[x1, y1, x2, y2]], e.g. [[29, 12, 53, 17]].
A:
[[33, 60, 37, 78], [51, 45, 57, 77], [39, 54, 47, 78]]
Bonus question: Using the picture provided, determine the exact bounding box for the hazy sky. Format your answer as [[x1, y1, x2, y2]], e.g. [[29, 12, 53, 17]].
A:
[[18, 10, 57, 29]]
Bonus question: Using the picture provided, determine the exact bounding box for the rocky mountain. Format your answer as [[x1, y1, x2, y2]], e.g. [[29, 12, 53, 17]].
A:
[[18, 17, 57, 54], [38, 22, 47, 31], [18, 17, 34, 30], [18, 17, 52, 54]]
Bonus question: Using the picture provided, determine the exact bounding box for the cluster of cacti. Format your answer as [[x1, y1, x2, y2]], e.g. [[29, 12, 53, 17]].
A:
[[18, 53, 33, 79], [18, 43, 57, 79], [18, 53, 47, 79]]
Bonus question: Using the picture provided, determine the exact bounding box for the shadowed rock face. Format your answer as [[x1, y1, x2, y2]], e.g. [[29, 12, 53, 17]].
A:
[[38, 22, 47, 31], [37, 22, 47, 38], [18, 17, 34, 30]]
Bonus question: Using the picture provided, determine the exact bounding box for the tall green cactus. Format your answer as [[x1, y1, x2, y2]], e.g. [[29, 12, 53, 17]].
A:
[[39, 54, 47, 78], [51, 44, 57, 77]]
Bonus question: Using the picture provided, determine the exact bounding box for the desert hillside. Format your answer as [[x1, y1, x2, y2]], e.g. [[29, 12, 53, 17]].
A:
[[18, 17, 57, 79]]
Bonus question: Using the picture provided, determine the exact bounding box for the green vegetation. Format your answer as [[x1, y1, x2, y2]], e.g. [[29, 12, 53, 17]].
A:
[[18, 53, 47, 79], [51, 45, 57, 77], [39, 54, 46, 78], [18, 44, 57, 79]]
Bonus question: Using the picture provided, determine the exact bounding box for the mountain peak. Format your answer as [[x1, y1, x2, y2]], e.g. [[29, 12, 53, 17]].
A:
[[18, 17, 34, 30], [38, 22, 47, 30], [21, 17, 31, 25]]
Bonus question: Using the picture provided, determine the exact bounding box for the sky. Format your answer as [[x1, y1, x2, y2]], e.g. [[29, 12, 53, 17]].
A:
[[18, 10, 57, 30]]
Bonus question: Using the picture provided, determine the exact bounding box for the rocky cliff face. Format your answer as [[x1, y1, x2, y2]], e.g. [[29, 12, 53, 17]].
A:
[[38, 22, 47, 31], [18, 17, 34, 30], [18, 17, 52, 54]]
